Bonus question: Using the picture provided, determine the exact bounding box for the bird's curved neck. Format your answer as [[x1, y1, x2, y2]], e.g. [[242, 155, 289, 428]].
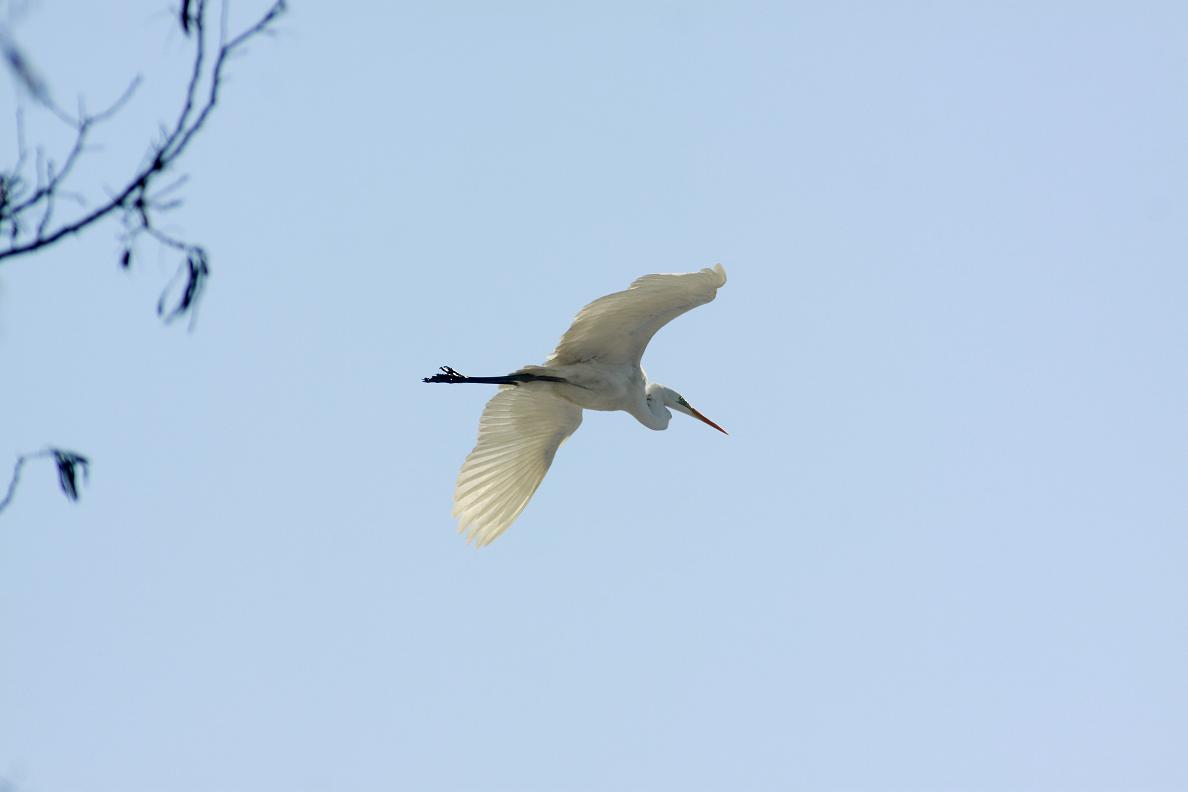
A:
[[632, 382, 673, 430]]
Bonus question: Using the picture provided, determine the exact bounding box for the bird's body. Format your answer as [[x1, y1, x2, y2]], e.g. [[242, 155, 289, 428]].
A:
[[425, 264, 728, 546], [515, 362, 642, 413]]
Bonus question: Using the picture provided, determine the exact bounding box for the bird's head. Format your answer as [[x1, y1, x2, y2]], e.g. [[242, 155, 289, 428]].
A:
[[649, 385, 728, 434]]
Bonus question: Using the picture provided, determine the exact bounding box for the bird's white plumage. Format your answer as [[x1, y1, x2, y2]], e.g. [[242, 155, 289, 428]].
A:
[[547, 264, 727, 366], [443, 264, 727, 545], [453, 385, 583, 546]]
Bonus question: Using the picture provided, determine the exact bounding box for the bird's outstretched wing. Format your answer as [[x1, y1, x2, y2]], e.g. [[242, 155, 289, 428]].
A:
[[453, 386, 583, 546], [546, 264, 727, 367]]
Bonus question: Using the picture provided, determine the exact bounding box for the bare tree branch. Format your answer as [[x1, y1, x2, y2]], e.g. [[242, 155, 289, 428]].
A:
[[0, 1, 284, 517], [0, 0, 286, 325], [0, 448, 89, 515]]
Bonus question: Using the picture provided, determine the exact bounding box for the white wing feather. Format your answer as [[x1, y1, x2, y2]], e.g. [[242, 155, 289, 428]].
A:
[[453, 386, 583, 546], [547, 264, 727, 367]]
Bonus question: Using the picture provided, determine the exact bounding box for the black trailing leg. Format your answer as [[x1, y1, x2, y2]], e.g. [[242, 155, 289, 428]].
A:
[[422, 365, 567, 386]]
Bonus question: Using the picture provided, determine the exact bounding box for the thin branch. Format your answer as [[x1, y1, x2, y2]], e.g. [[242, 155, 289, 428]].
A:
[[166, 0, 285, 161], [4, 76, 140, 221], [1, 0, 284, 260], [0, 448, 89, 515], [0, 456, 26, 513], [0, 2, 283, 516], [34, 158, 53, 236], [13, 103, 27, 168], [0, 0, 285, 322]]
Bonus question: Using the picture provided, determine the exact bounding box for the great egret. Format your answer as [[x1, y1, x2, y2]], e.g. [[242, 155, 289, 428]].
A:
[[424, 264, 728, 546]]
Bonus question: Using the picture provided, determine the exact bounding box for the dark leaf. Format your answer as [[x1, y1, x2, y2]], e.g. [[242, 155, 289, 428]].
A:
[[51, 449, 89, 502], [157, 247, 210, 324], [1, 36, 50, 105]]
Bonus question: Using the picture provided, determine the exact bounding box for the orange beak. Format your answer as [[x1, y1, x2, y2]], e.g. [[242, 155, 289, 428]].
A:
[[688, 405, 728, 435]]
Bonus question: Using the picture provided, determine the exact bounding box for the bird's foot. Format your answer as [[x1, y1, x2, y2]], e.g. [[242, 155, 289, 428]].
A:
[[422, 365, 468, 383]]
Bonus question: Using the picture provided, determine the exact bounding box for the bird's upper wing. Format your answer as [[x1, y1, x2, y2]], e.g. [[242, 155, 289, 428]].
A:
[[546, 264, 727, 367], [453, 385, 583, 546]]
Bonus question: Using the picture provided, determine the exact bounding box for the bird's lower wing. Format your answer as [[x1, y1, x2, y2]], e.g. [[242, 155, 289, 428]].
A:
[[546, 264, 727, 367], [453, 386, 583, 546]]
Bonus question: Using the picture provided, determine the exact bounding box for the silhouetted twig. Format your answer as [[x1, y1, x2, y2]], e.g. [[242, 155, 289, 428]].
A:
[[0, 448, 89, 515], [0, 0, 286, 325], [0, 1, 284, 516]]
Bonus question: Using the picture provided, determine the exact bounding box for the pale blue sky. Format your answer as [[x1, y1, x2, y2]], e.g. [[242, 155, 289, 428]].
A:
[[2, 2, 1187, 790]]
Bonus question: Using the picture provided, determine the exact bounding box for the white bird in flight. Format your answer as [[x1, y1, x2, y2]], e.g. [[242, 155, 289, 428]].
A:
[[424, 264, 728, 546]]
